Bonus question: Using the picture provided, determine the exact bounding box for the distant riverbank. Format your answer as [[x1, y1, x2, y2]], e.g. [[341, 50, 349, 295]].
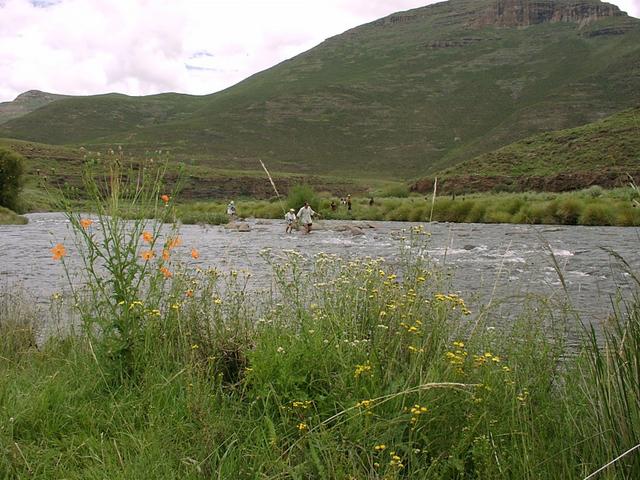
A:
[[171, 186, 640, 227]]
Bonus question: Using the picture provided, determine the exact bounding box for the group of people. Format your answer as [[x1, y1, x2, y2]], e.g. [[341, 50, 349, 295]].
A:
[[227, 194, 373, 235], [227, 199, 318, 234], [286, 202, 316, 234]]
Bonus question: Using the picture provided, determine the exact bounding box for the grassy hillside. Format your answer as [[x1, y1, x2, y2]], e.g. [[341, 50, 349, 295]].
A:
[[413, 106, 640, 193], [0, 138, 394, 211], [1, 0, 639, 180]]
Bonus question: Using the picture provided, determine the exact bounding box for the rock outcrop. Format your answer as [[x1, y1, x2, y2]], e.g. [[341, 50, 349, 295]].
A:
[[472, 0, 625, 28]]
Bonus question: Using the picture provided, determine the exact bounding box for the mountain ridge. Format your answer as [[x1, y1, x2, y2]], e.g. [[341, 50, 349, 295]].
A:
[[1, 0, 639, 180]]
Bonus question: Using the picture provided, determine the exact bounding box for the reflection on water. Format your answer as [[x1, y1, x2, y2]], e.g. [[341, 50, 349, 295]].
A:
[[1, 213, 638, 335]]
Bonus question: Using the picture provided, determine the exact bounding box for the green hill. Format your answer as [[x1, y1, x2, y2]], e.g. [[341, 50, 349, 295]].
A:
[[412, 106, 640, 193], [1, 0, 639, 180]]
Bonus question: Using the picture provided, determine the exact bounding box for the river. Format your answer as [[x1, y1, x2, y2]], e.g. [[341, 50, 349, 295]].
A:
[[1, 213, 638, 338]]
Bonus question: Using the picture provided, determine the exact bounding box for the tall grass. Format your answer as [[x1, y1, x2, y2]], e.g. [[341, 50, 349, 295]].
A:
[[2, 166, 640, 478], [174, 187, 640, 226]]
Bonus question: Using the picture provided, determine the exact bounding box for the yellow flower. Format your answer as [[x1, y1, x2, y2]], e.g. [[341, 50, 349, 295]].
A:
[[374, 444, 386, 451], [296, 423, 308, 432], [354, 362, 372, 378], [162, 249, 170, 261], [51, 243, 66, 261]]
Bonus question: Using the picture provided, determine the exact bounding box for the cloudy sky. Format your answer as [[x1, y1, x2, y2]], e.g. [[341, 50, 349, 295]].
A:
[[1, 0, 638, 102]]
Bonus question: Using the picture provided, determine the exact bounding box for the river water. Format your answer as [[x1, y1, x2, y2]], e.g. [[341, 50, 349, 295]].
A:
[[1, 213, 638, 337]]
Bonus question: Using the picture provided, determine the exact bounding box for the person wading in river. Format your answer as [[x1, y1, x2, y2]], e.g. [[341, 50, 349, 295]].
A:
[[285, 208, 297, 234], [296, 202, 317, 234]]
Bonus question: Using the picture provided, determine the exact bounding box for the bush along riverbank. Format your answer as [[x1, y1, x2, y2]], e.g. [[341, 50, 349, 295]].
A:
[[2, 164, 640, 479], [173, 185, 640, 227]]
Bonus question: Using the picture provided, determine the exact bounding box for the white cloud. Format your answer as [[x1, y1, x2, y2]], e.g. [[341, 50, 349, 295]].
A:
[[0, 0, 638, 102]]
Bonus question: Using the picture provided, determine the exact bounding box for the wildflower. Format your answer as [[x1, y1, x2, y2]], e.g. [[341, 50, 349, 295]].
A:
[[296, 423, 308, 432], [161, 194, 170, 204], [142, 231, 153, 243], [191, 248, 199, 259], [389, 452, 404, 469], [354, 362, 372, 378], [185, 289, 194, 298], [140, 250, 155, 261], [291, 400, 313, 410], [51, 243, 66, 260], [80, 218, 93, 230], [213, 298, 223, 305], [453, 341, 465, 349], [374, 444, 386, 451], [167, 236, 182, 249], [356, 399, 373, 409], [276, 346, 285, 354], [191, 344, 199, 350], [160, 266, 172, 278]]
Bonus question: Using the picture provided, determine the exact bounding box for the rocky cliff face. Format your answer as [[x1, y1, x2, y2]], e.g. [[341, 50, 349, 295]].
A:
[[473, 0, 625, 28]]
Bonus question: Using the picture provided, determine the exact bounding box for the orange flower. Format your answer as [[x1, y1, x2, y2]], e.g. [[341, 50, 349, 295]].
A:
[[185, 289, 194, 298], [162, 249, 170, 261], [167, 236, 182, 249], [191, 248, 199, 259], [161, 194, 170, 204], [160, 266, 172, 279], [140, 250, 155, 261], [142, 231, 153, 244], [80, 218, 93, 230], [51, 243, 66, 261]]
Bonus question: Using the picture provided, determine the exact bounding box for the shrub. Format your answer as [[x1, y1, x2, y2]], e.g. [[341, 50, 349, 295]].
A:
[[579, 203, 615, 226], [286, 185, 320, 212], [0, 148, 26, 212], [554, 197, 583, 225], [583, 185, 604, 198], [377, 183, 410, 198], [180, 211, 229, 225]]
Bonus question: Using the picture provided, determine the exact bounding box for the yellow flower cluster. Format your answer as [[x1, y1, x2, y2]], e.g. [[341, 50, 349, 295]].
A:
[[389, 451, 404, 469], [291, 400, 313, 410], [353, 362, 373, 378], [410, 404, 428, 425], [399, 320, 422, 334], [434, 293, 472, 315], [473, 352, 501, 367], [517, 389, 530, 403]]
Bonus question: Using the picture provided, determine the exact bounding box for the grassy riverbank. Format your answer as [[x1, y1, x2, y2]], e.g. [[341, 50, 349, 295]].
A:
[[3, 162, 639, 478], [174, 185, 640, 226], [2, 226, 640, 478], [0, 206, 27, 225]]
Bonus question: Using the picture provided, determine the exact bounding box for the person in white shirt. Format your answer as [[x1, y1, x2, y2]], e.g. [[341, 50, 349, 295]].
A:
[[226, 201, 236, 220], [296, 202, 316, 234], [285, 208, 297, 234]]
